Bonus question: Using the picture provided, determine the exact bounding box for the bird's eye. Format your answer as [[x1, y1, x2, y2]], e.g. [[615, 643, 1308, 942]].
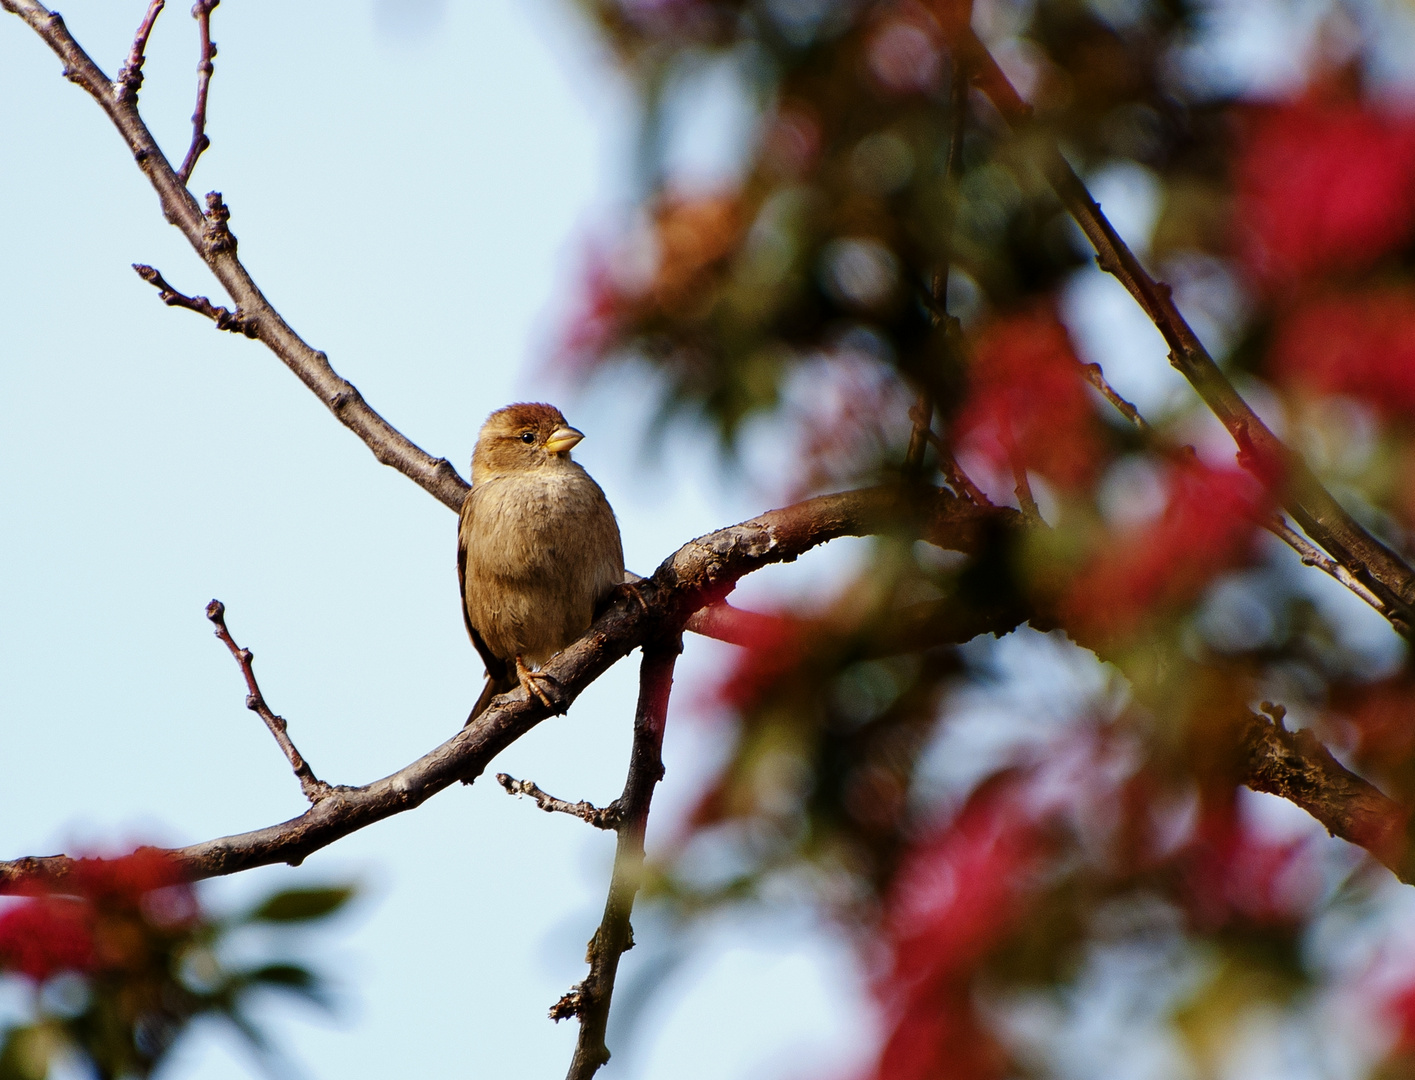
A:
[[520, 432, 535, 444]]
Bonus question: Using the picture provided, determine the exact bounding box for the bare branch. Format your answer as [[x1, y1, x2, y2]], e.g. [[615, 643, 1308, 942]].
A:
[[930, 427, 991, 506], [114, 0, 164, 104], [175, 0, 217, 185], [1081, 362, 1150, 434], [904, 396, 933, 478], [1075, 349, 1395, 628], [1, 0, 470, 511], [1241, 706, 1411, 879], [206, 600, 332, 804], [562, 640, 680, 1080], [496, 774, 619, 830], [0, 484, 1406, 889], [133, 262, 253, 335], [1000, 419, 1043, 524], [944, 20, 1415, 634], [1264, 514, 1392, 616], [0, 486, 1011, 894]]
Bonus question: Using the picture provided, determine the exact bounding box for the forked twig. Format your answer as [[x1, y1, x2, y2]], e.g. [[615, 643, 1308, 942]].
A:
[[1080, 353, 1393, 622], [1265, 515, 1391, 615], [946, 21, 1415, 635], [133, 263, 253, 335], [206, 599, 332, 804]]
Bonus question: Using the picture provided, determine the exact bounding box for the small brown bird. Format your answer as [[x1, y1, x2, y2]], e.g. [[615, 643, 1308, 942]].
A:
[[458, 403, 625, 720]]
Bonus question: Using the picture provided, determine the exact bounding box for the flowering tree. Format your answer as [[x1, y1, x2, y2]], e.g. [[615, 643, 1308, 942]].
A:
[[7, 0, 1415, 1077]]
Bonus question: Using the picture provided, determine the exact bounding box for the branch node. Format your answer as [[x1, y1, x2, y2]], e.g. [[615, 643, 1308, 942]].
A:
[[201, 191, 236, 255], [1259, 700, 1288, 730], [114, 0, 165, 104], [550, 984, 589, 1023]]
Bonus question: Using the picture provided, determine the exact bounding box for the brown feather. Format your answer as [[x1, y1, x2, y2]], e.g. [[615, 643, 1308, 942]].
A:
[[459, 404, 624, 721]]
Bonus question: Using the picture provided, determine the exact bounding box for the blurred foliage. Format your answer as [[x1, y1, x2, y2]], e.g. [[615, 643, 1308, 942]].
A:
[[557, 0, 1415, 1076], [0, 851, 354, 1080]]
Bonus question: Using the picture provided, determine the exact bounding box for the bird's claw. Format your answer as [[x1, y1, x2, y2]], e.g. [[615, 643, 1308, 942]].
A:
[[515, 655, 561, 710], [613, 580, 649, 613]]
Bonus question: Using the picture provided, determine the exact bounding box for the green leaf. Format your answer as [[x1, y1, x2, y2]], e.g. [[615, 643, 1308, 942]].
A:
[[244, 886, 355, 923], [246, 964, 317, 990], [240, 964, 333, 1011]]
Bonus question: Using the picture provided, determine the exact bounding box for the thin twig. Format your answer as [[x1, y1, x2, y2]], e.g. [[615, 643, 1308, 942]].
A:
[[1265, 515, 1391, 615], [1000, 419, 1042, 524], [176, 0, 218, 185], [1078, 351, 1393, 622], [496, 774, 620, 830], [133, 263, 254, 335], [927, 427, 991, 506], [114, 0, 164, 104], [560, 640, 680, 1079], [1081, 362, 1150, 434], [906, 61, 971, 479], [205, 599, 332, 804], [944, 20, 1415, 635], [904, 396, 933, 478]]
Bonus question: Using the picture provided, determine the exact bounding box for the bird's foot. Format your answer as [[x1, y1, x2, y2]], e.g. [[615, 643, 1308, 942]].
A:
[[612, 579, 649, 613], [515, 655, 562, 710]]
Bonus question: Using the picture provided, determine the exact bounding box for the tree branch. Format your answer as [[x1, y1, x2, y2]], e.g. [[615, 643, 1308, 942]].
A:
[[1, 0, 470, 512], [560, 640, 679, 1080], [114, 0, 164, 105], [133, 262, 253, 334], [1240, 706, 1412, 883], [206, 600, 332, 804], [175, 0, 217, 184], [1078, 347, 1393, 624], [0, 485, 1407, 890], [0, 486, 1008, 894], [941, 17, 1415, 634], [497, 774, 619, 830]]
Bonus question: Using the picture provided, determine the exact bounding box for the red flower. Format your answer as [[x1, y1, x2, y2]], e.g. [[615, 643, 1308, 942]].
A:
[[1063, 458, 1268, 639], [707, 609, 814, 714], [1268, 288, 1415, 415], [0, 897, 95, 981], [1181, 803, 1319, 931], [0, 850, 196, 984], [866, 777, 1048, 1080], [1234, 100, 1415, 291], [68, 849, 187, 904], [1386, 982, 1415, 1053], [956, 307, 1102, 489]]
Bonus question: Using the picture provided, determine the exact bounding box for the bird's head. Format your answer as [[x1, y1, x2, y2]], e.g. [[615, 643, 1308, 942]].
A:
[[471, 402, 586, 481]]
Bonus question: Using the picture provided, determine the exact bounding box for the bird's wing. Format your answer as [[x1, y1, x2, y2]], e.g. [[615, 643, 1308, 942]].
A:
[[457, 488, 508, 683]]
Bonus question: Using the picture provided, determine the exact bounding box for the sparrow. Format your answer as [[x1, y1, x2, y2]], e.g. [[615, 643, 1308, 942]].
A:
[[458, 403, 625, 721]]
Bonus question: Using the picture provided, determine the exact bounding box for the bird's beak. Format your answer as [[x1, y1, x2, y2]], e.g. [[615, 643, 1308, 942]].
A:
[[544, 426, 585, 455]]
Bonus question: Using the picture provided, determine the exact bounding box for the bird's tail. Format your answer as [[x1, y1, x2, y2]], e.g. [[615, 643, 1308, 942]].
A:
[[465, 671, 516, 727]]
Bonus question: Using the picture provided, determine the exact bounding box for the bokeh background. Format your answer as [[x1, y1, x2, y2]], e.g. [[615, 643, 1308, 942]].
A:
[[7, 0, 1415, 1078]]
